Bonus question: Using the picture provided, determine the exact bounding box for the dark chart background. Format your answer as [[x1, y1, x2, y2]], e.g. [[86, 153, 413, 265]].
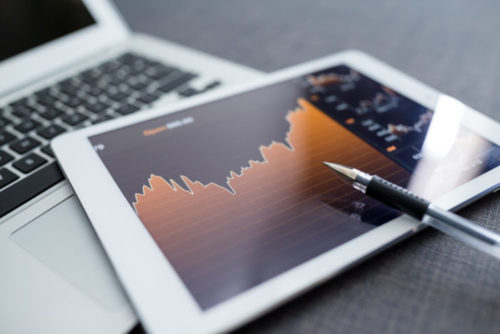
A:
[[90, 65, 500, 309]]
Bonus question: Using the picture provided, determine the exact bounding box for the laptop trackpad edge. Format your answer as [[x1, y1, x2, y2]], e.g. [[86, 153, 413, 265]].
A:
[[11, 196, 128, 311]]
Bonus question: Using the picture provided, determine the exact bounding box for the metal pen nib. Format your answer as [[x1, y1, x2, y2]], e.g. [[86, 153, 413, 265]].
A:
[[323, 162, 372, 192]]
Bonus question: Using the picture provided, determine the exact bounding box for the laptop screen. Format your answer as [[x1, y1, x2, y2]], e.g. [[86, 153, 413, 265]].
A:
[[0, 0, 95, 62]]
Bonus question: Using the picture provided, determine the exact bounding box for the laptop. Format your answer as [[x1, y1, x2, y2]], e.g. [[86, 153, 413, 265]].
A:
[[0, 0, 261, 332]]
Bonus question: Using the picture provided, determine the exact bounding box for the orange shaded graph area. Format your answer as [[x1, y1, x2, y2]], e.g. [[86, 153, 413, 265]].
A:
[[133, 98, 408, 309]]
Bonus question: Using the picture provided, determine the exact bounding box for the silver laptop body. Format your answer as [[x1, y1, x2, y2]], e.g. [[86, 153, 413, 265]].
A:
[[0, 1, 261, 332]]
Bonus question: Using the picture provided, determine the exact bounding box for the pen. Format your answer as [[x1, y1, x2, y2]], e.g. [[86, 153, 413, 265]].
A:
[[323, 162, 500, 259]]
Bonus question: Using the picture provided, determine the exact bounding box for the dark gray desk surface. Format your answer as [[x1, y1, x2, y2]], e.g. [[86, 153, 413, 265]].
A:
[[115, 1, 500, 333]]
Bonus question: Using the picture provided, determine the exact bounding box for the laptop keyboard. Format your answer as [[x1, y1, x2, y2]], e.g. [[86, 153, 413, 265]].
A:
[[0, 52, 221, 217]]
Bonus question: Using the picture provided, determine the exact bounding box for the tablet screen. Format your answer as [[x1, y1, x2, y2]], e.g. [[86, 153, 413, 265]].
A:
[[89, 65, 500, 310]]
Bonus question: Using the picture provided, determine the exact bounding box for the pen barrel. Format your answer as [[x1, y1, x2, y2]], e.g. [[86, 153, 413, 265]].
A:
[[426, 205, 500, 246], [366, 175, 430, 220], [424, 205, 500, 259]]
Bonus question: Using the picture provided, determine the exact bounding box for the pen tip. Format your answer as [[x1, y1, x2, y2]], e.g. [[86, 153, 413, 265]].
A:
[[323, 161, 343, 170], [323, 161, 338, 170], [323, 162, 358, 182]]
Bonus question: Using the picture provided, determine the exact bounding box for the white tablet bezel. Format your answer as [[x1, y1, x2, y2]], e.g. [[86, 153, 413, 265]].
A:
[[52, 50, 500, 333]]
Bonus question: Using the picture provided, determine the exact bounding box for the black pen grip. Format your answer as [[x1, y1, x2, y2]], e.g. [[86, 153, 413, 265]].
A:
[[366, 175, 430, 220]]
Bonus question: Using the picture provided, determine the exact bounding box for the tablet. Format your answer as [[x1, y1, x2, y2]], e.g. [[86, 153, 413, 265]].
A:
[[52, 50, 500, 333]]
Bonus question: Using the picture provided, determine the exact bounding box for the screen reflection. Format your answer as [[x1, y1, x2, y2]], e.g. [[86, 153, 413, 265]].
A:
[[408, 95, 493, 200]]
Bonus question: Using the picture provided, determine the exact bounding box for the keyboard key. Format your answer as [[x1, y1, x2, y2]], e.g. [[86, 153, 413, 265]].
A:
[[13, 153, 47, 174], [79, 69, 103, 84], [10, 136, 41, 154], [115, 104, 139, 115], [11, 104, 36, 118], [92, 114, 114, 124], [58, 78, 81, 94], [128, 59, 149, 74], [177, 81, 221, 97], [41, 145, 54, 157], [39, 107, 64, 120], [107, 91, 129, 102], [0, 150, 14, 167], [137, 74, 155, 86], [158, 72, 197, 93], [108, 72, 128, 85], [37, 124, 66, 139], [10, 98, 30, 108], [59, 85, 81, 97], [62, 112, 88, 126], [117, 52, 141, 65], [103, 84, 122, 94], [98, 60, 122, 73], [58, 78, 77, 87], [128, 81, 149, 91], [63, 96, 83, 108], [47, 90, 67, 101], [0, 168, 19, 189], [126, 66, 143, 76], [36, 95, 59, 107], [137, 93, 160, 105], [177, 87, 200, 97], [34, 88, 52, 98], [145, 65, 174, 81], [0, 115, 12, 127], [203, 80, 222, 91], [85, 101, 109, 114], [14, 118, 42, 133], [86, 86, 104, 97], [0, 131, 16, 145]]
